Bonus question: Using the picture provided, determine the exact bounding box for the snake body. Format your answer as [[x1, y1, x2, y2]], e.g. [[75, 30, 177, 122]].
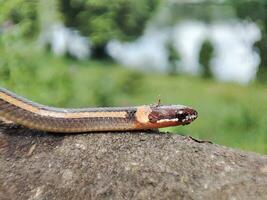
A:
[[0, 88, 198, 133]]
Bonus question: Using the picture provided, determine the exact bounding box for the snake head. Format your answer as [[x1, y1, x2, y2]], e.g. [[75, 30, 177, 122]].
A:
[[149, 105, 198, 125], [135, 105, 198, 129]]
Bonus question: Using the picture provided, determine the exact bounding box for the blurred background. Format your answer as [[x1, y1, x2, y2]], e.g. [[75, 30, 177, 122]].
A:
[[0, 0, 267, 154]]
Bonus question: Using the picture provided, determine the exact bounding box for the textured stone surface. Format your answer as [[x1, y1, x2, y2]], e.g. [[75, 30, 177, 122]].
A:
[[0, 126, 267, 200]]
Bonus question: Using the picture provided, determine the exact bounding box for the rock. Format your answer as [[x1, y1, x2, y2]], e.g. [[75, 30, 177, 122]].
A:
[[0, 126, 267, 200]]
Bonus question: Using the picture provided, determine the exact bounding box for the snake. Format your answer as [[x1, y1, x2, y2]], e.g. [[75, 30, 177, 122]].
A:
[[0, 87, 198, 133]]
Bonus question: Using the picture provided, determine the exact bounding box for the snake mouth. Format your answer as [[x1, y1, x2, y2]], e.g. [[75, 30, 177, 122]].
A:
[[177, 109, 198, 123], [156, 112, 197, 124]]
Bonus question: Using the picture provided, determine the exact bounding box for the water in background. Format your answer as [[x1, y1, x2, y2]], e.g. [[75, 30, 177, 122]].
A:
[[107, 20, 261, 85]]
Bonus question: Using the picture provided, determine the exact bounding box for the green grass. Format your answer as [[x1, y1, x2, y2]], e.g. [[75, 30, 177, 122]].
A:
[[1, 50, 267, 154]]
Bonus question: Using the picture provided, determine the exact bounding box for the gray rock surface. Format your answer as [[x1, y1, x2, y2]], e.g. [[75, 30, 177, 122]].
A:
[[0, 126, 267, 200]]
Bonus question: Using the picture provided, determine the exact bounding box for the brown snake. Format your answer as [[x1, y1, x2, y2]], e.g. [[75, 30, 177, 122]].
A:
[[0, 88, 198, 133]]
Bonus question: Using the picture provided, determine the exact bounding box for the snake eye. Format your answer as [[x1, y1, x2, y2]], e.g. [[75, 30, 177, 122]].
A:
[[177, 112, 187, 121]]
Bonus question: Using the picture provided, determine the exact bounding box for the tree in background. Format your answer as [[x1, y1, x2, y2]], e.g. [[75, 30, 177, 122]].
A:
[[199, 40, 214, 79], [59, 0, 160, 58], [0, 0, 39, 86], [166, 39, 180, 75], [0, 0, 38, 38]]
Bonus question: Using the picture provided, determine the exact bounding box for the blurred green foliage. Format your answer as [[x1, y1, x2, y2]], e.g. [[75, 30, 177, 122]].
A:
[[0, 47, 266, 154], [60, 0, 160, 56], [1, 0, 267, 155], [0, 41, 144, 107], [0, 0, 38, 37]]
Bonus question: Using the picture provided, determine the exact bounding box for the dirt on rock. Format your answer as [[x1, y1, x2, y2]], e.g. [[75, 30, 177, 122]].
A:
[[0, 125, 267, 200]]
